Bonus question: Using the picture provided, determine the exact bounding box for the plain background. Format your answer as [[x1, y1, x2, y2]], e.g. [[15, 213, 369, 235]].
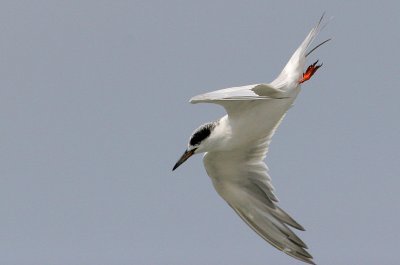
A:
[[0, 1, 399, 264]]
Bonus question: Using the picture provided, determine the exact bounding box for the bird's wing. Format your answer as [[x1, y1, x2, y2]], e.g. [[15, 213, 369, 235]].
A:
[[190, 14, 328, 117], [190, 83, 290, 117], [190, 83, 286, 102], [203, 137, 315, 264]]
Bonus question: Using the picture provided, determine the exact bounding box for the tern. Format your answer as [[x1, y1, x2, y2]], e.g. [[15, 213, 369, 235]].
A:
[[173, 15, 330, 264]]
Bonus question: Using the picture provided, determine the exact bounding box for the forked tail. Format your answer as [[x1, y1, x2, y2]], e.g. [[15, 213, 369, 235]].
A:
[[271, 14, 331, 89]]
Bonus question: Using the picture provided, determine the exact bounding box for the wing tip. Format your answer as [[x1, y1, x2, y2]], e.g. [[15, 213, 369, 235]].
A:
[[189, 95, 202, 104], [284, 247, 316, 264]]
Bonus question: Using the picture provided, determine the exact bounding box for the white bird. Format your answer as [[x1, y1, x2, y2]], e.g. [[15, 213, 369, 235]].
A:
[[173, 15, 330, 264]]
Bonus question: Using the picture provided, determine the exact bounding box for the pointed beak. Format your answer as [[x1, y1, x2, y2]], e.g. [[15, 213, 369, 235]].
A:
[[172, 149, 196, 171]]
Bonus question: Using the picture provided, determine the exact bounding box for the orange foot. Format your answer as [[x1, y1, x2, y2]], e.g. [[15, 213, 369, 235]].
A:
[[299, 60, 322, 84]]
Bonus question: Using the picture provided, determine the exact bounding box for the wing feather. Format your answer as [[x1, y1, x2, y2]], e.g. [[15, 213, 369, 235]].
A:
[[190, 13, 328, 116], [203, 138, 314, 264], [190, 84, 292, 118], [190, 84, 285, 103]]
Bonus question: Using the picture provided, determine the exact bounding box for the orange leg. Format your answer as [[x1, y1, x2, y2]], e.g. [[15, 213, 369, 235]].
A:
[[299, 60, 322, 84]]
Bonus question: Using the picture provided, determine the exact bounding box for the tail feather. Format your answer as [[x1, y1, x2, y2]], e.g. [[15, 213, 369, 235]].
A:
[[271, 14, 329, 89]]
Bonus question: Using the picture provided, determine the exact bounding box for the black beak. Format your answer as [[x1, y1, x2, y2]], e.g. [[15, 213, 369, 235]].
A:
[[172, 149, 196, 171]]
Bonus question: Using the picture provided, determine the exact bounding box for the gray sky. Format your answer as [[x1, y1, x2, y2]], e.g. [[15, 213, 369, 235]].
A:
[[0, 1, 399, 264]]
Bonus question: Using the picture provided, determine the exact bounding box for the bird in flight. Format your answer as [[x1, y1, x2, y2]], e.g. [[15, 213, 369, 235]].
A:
[[173, 15, 330, 264]]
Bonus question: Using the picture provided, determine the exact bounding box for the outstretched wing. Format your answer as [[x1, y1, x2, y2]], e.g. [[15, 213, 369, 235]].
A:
[[190, 83, 291, 118], [203, 137, 315, 264], [189, 14, 328, 118], [190, 84, 286, 103]]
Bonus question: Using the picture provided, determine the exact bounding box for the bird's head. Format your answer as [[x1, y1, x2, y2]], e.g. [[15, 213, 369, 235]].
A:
[[172, 122, 217, 171]]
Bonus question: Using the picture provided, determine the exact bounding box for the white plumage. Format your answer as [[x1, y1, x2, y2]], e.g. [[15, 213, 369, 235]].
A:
[[173, 15, 330, 264]]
